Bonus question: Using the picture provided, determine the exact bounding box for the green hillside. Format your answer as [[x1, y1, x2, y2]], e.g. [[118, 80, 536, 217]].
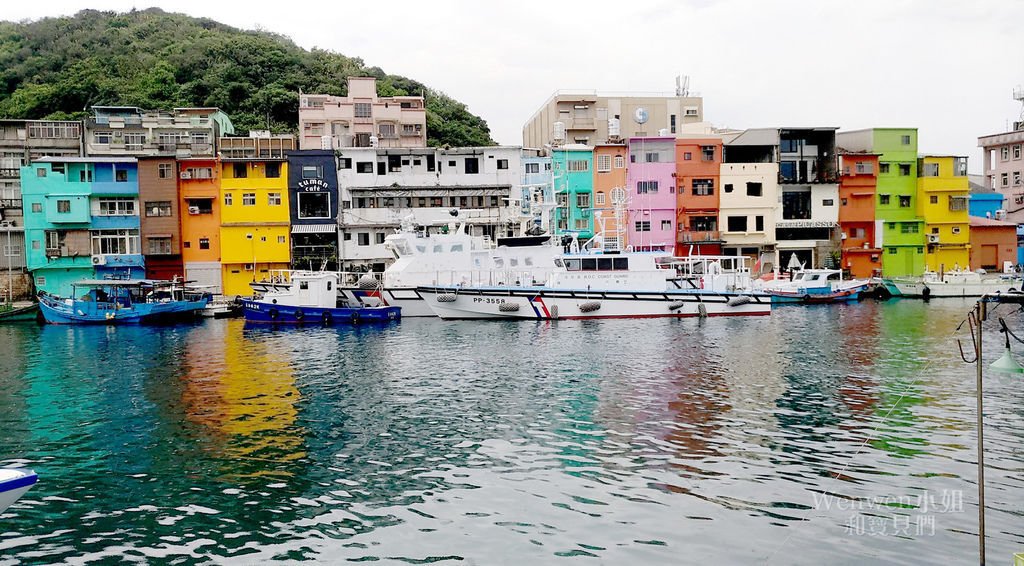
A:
[[0, 8, 494, 146]]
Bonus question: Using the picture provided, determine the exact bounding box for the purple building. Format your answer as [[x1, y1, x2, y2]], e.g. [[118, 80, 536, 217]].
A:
[[627, 137, 677, 252]]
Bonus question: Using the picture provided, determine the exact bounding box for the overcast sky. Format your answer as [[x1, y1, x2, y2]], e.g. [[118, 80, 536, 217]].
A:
[[5, 1, 1023, 172]]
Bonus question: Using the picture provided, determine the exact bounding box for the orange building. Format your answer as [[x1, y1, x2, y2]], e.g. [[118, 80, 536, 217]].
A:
[[592, 143, 628, 249], [178, 157, 223, 292], [838, 151, 882, 278], [675, 138, 723, 256], [968, 217, 1016, 272]]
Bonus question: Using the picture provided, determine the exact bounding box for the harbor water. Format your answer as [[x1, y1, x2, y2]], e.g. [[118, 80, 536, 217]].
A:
[[1, 300, 1022, 564]]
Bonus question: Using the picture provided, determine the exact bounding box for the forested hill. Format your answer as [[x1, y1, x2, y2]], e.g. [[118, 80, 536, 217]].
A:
[[0, 8, 494, 146]]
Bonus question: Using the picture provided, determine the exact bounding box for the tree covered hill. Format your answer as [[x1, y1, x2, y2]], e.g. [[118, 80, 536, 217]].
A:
[[0, 8, 494, 146]]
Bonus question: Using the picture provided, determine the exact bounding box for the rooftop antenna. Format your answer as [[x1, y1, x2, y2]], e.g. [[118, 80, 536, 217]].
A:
[[1014, 85, 1024, 130], [675, 75, 690, 97]]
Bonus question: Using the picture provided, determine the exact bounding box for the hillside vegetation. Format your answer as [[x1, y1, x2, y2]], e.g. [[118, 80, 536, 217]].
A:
[[0, 8, 494, 146]]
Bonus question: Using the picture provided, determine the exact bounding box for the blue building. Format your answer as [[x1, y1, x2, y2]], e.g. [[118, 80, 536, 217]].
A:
[[968, 181, 1005, 219], [22, 157, 143, 296], [287, 150, 339, 270]]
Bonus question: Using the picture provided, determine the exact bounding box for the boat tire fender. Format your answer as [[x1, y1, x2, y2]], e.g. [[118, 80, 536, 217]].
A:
[[295, 309, 305, 322], [322, 311, 332, 325], [268, 308, 279, 320], [351, 311, 360, 324], [803, 294, 811, 302]]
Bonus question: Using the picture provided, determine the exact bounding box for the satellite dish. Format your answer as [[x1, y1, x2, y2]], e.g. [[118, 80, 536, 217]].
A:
[[610, 187, 627, 204], [633, 107, 649, 125]]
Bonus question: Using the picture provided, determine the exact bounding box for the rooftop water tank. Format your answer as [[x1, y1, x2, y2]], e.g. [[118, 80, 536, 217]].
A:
[[369, 135, 379, 148], [608, 118, 621, 138], [553, 121, 566, 142]]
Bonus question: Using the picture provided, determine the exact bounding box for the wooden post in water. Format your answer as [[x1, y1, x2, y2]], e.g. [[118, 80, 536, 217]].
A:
[[975, 298, 987, 566]]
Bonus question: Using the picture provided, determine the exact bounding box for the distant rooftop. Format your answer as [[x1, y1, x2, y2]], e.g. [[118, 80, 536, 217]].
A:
[[36, 156, 136, 163]]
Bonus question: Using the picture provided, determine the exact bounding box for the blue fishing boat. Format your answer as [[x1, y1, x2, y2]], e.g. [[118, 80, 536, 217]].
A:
[[0, 468, 37, 513], [758, 269, 871, 304], [243, 271, 400, 324], [38, 278, 210, 324]]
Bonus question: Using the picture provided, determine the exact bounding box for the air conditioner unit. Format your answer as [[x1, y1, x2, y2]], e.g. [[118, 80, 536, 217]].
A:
[[995, 209, 1008, 221], [927, 234, 940, 244], [1015, 195, 1023, 205], [188, 206, 200, 215], [180, 171, 193, 180], [91, 255, 107, 266]]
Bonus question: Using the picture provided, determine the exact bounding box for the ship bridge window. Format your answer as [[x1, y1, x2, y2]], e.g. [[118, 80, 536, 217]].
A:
[[299, 281, 309, 290], [416, 245, 426, 253], [581, 258, 597, 270], [565, 259, 581, 271], [554, 258, 564, 267], [614, 257, 629, 270], [494, 258, 504, 268], [525, 257, 533, 266], [510, 258, 518, 267], [433, 244, 443, 253], [450, 244, 463, 252], [598, 258, 613, 271]]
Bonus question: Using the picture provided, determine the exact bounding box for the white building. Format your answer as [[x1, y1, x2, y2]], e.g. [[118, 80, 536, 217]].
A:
[[336, 146, 523, 269], [720, 129, 780, 270]]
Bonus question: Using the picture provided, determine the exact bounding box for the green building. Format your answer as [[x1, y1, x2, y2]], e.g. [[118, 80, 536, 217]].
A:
[[836, 128, 924, 276]]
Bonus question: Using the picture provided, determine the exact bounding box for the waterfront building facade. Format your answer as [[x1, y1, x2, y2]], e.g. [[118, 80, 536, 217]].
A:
[[521, 153, 554, 236], [720, 129, 779, 270], [968, 217, 1016, 272], [775, 128, 841, 270], [298, 77, 427, 150], [838, 152, 882, 278], [591, 144, 627, 250], [523, 88, 704, 149], [287, 150, 340, 271], [218, 135, 294, 296], [336, 146, 521, 269], [84, 106, 232, 158], [968, 181, 1004, 219], [22, 157, 142, 296], [917, 155, 970, 272], [551, 146, 594, 242], [675, 138, 723, 256], [138, 156, 184, 280], [977, 121, 1024, 224], [178, 156, 222, 292], [626, 137, 676, 252]]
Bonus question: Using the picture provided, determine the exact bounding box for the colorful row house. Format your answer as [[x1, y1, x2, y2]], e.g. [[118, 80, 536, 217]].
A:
[[592, 143, 627, 249], [552, 146, 594, 241], [675, 138, 723, 257], [626, 137, 676, 252], [917, 155, 970, 272], [837, 151, 882, 278]]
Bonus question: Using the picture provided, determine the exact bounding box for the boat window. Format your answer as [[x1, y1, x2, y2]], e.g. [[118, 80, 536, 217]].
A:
[[597, 257, 613, 271], [416, 245, 426, 254], [433, 244, 443, 253], [327, 281, 332, 290], [565, 259, 581, 271], [450, 244, 463, 252], [525, 257, 533, 266], [581, 258, 597, 271], [827, 273, 840, 281], [300, 281, 309, 290], [614, 257, 629, 270], [473, 258, 482, 268], [554, 258, 564, 267], [494, 258, 504, 268], [510, 258, 518, 267]]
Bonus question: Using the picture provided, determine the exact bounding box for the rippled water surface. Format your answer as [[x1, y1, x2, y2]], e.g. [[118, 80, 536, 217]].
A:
[[1, 300, 1023, 564]]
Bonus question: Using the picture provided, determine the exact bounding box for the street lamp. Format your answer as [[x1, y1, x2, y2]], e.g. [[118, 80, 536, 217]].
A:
[[960, 293, 1024, 566]]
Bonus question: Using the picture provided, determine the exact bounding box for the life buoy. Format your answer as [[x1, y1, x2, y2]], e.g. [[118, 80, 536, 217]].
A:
[[268, 308, 279, 320], [294, 309, 305, 322], [322, 311, 333, 325], [351, 311, 360, 324]]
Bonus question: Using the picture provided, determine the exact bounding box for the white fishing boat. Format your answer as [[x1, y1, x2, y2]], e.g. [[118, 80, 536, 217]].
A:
[[417, 251, 771, 320], [0, 468, 37, 513], [756, 269, 872, 304], [882, 269, 1023, 298]]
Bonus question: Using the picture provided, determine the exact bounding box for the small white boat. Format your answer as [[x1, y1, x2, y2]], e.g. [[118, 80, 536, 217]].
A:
[[882, 269, 1023, 298], [0, 468, 37, 513], [756, 269, 872, 304]]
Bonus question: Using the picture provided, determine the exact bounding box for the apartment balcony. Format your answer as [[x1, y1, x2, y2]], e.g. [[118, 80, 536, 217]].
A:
[[677, 229, 723, 244], [0, 199, 21, 209], [0, 168, 19, 179], [400, 129, 422, 137], [353, 116, 373, 125]]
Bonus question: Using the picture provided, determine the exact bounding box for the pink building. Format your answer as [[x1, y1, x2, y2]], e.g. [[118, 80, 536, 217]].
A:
[[627, 137, 677, 252], [299, 77, 427, 150], [978, 121, 1024, 223]]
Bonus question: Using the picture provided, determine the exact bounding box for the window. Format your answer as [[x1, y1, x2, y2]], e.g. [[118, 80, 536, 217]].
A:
[[901, 135, 911, 145], [239, 193, 254, 206], [879, 163, 890, 174], [31, 202, 42, 213], [899, 195, 911, 207], [465, 158, 480, 174], [198, 238, 209, 250], [683, 152, 692, 161], [701, 146, 715, 162], [278, 236, 286, 244], [782, 191, 811, 219], [780, 161, 797, 182], [930, 195, 938, 204], [1003, 147, 1011, 161], [931, 227, 940, 234], [302, 165, 323, 179], [357, 232, 370, 246], [97, 198, 135, 216], [115, 169, 128, 182], [727, 216, 748, 232], [595, 192, 605, 205], [525, 162, 540, 174], [45, 230, 62, 251], [378, 124, 396, 139], [79, 169, 92, 182], [755, 216, 764, 232], [746, 182, 762, 197], [35, 167, 46, 178], [375, 232, 386, 244], [124, 133, 145, 150], [613, 156, 625, 169], [1015, 145, 1022, 160], [93, 132, 112, 144], [233, 163, 247, 178], [644, 152, 659, 163], [497, 159, 509, 170], [146, 201, 172, 217], [597, 155, 611, 172], [691, 216, 717, 231], [567, 160, 589, 172], [298, 192, 330, 218], [692, 179, 714, 196], [670, 114, 677, 134], [190, 131, 211, 145], [952, 226, 962, 235], [57, 200, 71, 213], [888, 248, 898, 255], [92, 229, 140, 255], [661, 220, 672, 231], [822, 199, 834, 206], [576, 193, 591, 208], [879, 194, 891, 205], [855, 161, 874, 174], [724, 183, 733, 193], [780, 139, 799, 153], [1015, 171, 1022, 186], [574, 218, 589, 230], [158, 163, 173, 179], [264, 162, 280, 178], [268, 192, 282, 206], [841, 198, 848, 205], [339, 158, 353, 170], [3, 243, 20, 257], [224, 193, 233, 206], [634, 221, 651, 232], [898, 164, 911, 176], [948, 196, 968, 211], [185, 167, 213, 179], [354, 103, 372, 118], [637, 181, 659, 194], [1002, 173, 1009, 187], [147, 237, 172, 255], [900, 223, 919, 234], [921, 162, 939, 177], [356, 162, 373, 174]]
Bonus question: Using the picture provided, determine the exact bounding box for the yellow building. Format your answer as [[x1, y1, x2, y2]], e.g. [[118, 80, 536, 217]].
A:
[[917, 155, 970, 272], [219, 136, 293, 296]]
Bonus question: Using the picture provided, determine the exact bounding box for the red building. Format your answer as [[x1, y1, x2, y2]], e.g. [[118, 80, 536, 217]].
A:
[[675, 138, 723, 256], [969, 217, 1016, 272], [838, 151, 882, 278]]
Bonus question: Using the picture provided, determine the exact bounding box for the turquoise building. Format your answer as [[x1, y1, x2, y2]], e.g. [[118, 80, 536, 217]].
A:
[[22, 157, 144, 296], [552, 146, 594, 241]]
